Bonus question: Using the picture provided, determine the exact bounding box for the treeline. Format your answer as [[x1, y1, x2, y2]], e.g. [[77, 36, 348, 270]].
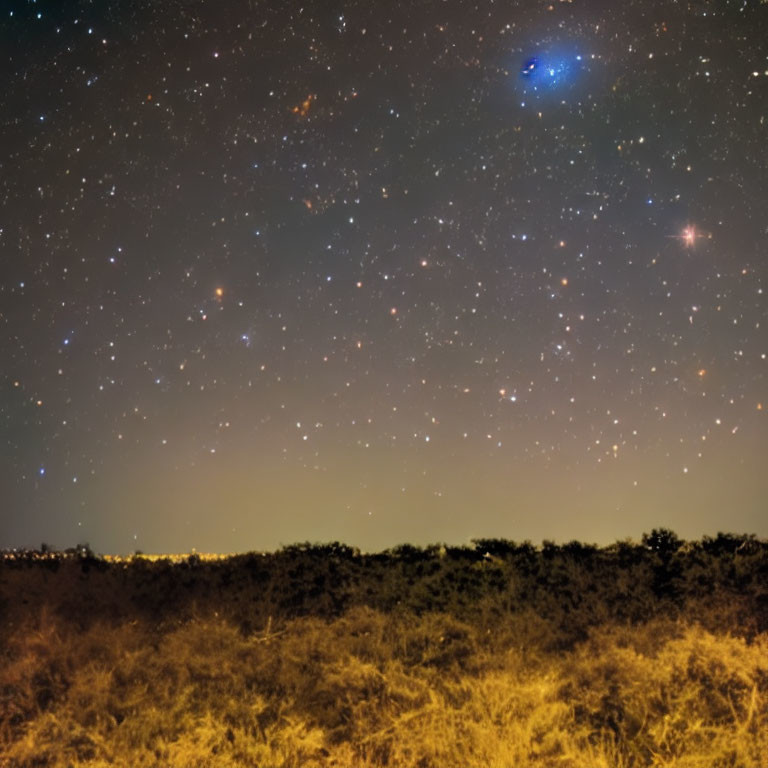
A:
[[2, 530, 767, 645]]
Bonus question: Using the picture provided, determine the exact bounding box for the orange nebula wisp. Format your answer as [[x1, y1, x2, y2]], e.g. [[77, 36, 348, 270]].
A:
[[291, 94, 315, 117]]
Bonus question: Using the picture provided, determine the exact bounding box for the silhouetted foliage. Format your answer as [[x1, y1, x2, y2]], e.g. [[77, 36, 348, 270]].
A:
[[642, 527, 682, 555]]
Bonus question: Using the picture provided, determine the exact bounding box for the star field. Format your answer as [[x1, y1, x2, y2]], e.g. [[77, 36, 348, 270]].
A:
[[1, 0, 767, 553]]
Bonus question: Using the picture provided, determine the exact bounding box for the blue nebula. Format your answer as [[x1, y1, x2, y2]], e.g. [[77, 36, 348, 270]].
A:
[[519, 53, 581, 93]]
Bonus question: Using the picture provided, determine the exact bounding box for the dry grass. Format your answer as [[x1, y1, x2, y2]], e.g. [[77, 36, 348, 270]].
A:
[[2, 605, 766, 767]]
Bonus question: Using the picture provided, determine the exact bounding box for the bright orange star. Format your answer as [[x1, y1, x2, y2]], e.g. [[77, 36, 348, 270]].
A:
[[668, 225, 704, 248]]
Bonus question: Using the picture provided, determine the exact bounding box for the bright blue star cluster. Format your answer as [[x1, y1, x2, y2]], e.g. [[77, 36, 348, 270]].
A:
[[520, 53, 583, 92]]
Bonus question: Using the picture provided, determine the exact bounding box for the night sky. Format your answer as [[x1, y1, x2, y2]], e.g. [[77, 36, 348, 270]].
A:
[[2, 0, 767, 554]]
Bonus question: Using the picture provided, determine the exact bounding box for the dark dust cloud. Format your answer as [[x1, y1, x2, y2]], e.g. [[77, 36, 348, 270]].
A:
[[1, 0, 766, 553]]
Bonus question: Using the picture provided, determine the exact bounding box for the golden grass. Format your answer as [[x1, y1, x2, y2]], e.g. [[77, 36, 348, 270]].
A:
[[2, 606, 766, 767]]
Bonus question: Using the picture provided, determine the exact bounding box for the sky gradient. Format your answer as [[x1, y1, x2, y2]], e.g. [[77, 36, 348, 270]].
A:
[[1, 0, 766, 553]]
